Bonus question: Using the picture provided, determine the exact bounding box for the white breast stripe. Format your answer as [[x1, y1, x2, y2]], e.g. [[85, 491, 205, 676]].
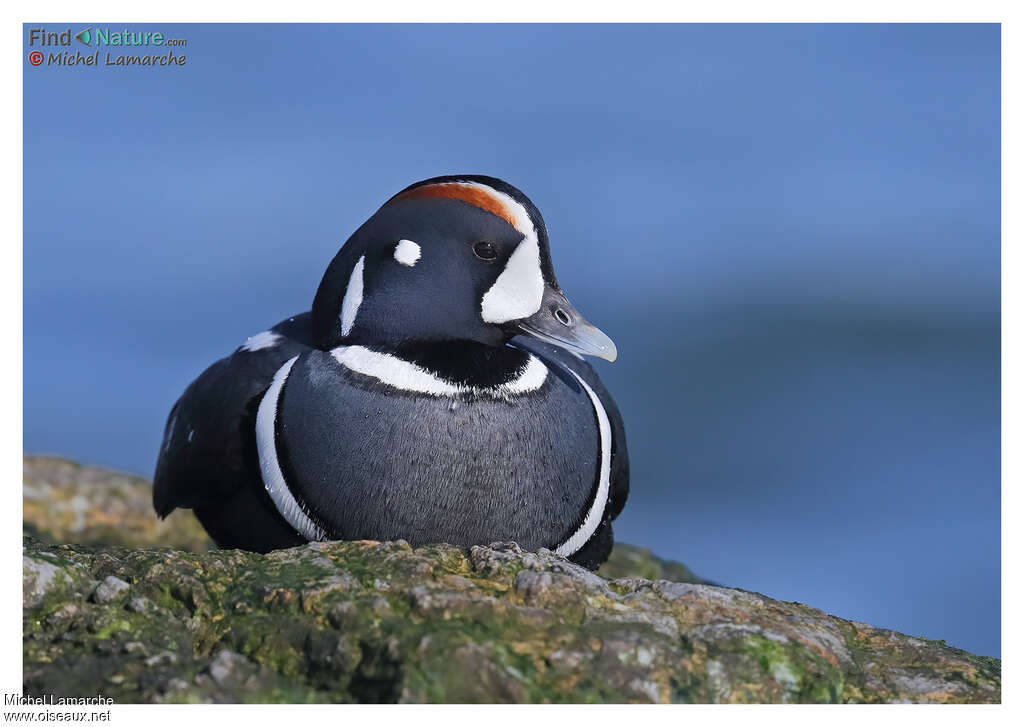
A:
[[555, 371, 612, 557], [339, 255, 365, 337], [503, 356, 549, 394], [333, 346, 459, 395], [394, 239, 421, 267], [330, 345, 548, 400], [240, 330, 281, 352], [255, 356, 327, 541]]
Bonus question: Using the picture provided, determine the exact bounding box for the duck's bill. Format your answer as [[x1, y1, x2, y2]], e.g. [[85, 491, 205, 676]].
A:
[[517, 287, 618, 362]]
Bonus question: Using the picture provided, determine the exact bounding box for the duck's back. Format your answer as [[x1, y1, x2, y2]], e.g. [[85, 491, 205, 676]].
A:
[[152, 313, 315, 551]]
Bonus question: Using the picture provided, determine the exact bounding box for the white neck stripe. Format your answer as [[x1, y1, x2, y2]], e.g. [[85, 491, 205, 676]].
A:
[[554, 370, 612, 557], [255, 356, 327, 541], [339, 255, 365, 337], [330, 345, 548, 400]]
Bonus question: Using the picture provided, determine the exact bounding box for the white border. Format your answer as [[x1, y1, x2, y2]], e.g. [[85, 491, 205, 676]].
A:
[[0, 1, 1014, 22], [6, 3, 1017, 722]]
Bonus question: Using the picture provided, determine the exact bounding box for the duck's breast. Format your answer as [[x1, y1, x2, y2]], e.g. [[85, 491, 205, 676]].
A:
[[262, 348, 605, 551]]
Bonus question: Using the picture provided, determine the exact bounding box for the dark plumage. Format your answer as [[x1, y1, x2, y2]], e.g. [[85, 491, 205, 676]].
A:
[[154, 175, 628, 569]]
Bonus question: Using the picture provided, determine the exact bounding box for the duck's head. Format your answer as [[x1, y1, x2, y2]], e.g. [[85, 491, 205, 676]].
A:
[[311, 175, 617, 362]]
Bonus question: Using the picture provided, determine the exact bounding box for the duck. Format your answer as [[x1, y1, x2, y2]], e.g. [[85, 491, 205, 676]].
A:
[[153, 175, 629, 569]]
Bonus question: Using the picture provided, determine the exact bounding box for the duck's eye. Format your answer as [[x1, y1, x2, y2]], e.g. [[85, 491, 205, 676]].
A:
[[473, 241, 498, 260]]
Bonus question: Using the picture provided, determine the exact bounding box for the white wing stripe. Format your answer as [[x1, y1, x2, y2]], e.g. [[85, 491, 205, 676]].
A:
[[240, 330, 282, 352]]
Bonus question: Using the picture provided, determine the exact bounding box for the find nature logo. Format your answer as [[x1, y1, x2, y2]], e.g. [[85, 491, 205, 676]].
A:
[[26, 26, 188, 68]]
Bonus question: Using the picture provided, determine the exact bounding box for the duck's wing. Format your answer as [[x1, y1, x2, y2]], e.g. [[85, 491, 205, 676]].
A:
[[152, 312, 315, 549]]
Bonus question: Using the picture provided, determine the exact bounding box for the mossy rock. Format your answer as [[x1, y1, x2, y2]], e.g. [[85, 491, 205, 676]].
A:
[[22, 456, 1000, 703], [24, 455, 211, 552]]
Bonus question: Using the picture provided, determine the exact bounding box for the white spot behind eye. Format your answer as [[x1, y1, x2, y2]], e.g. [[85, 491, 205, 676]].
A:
[[394, 239, 421, 267]]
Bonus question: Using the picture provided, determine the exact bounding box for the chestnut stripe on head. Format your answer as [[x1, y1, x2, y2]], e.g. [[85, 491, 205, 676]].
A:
[[393, 182, 522, 233], [393, 180, 546, 324]]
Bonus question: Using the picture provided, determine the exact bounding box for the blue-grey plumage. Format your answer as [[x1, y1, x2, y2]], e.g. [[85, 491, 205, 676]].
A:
[[275, 345, 598, 548], [153, 175, 628, 569]]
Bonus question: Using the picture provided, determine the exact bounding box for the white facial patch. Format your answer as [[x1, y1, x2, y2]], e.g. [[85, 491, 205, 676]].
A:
[[472, 185, 545, 323], [393, 239, 421, 267], [239, 330, 281, 352], [339, 255, 365, 337], [330, 345, 547, 401], [481, 234, 545, 323]]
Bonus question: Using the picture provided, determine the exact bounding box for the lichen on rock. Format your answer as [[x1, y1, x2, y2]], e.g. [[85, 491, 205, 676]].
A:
[[22, 456, 1000, 704], [23, 535, 999, 704]]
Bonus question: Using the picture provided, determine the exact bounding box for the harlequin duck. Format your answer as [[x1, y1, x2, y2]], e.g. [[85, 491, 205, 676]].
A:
[[153, 175, 628, 569]]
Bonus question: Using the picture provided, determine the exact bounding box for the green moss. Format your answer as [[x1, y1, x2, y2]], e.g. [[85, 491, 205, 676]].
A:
[[251, 628, 308, 677], [21, 535, 1000, 704], [91, 618, 133, 640], [598, 543, 706, 584]]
